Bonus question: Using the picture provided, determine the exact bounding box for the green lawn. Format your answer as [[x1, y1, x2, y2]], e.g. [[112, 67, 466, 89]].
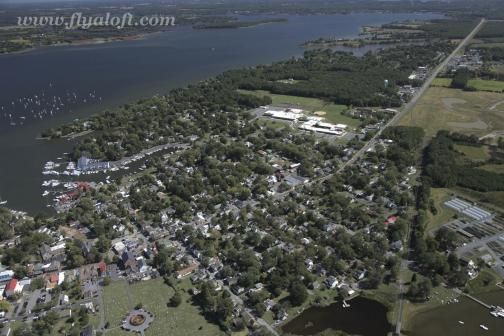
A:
[[431, 78, 452, 87], [478, 164, 504, 174], [238, 89, 326, 111], [102, 280, 131, 329], [454, 144, 490, 162], [468, 79, 504, 92], [320, 103, 361, 128], [465, 269, 501, 295], [424, 188, 457, 234], [257, 119, 289, 129], [101, 279, 225, 336]]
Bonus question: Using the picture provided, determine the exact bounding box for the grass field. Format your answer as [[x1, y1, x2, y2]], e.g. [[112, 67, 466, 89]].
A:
[[467, 79, 504, 92], [491, 64, 504, 75], [102, 280, 131, 329], [102, 279, 225, 336], [454, 144, 490, 162], [398, 87, 504, 138], [238, 89, 327, 110], [453, 186, 504, 211], [465, 269, 501, 295], [431, 78, 452, 87], [424, 188, 456, 234], [470, 42, 504, 48], [478, 163, 504, 174], [238, 89, 361, 128]]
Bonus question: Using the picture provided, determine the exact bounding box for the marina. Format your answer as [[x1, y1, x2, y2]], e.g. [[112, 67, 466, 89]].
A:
[[0, 83, 102, 128], [408, 290, 504, 336]]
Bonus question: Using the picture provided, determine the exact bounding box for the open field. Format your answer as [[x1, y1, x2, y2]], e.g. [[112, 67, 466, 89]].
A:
[[238, 89, 361, 128], [238, 89, 327, 110], [453, 186, 504, 211], [102, 281, 131, 329], [425, 188, 457, 234], [454, 144, 491, 162], [102, 279, 225, 336], [431, 78, 452, 87], [468, 79, 504, 92], [398, 87, 504, 138], [478, 164, 504, 174]]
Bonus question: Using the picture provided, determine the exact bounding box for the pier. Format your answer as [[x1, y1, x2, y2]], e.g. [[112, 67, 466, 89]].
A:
[[456, 290, 492, 309]]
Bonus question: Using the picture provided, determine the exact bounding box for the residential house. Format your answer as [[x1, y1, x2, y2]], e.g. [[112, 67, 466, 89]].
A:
[[176, 262, 199, 279], [325, 276, 339, 289], [3, 279, 21, 298]]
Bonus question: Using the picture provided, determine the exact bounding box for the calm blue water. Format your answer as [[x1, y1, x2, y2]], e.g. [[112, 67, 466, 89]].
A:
[[0, 12, 443, 213]]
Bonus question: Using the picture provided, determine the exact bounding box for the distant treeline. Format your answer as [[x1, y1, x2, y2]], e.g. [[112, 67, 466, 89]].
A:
[[233, 43, 451, 107], [193, 18, 287, 29], [423, 131, 504, 192]]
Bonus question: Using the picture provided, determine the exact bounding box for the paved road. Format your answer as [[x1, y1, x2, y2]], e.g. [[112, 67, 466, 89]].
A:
[[393, 18, 487, 336], [340, 18, 487, 175], [274, 18, 486, 199], [224, 287, 280, 336]]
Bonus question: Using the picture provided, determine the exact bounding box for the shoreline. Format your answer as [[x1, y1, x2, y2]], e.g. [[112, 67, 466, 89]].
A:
[[0, 31, 162, 56]]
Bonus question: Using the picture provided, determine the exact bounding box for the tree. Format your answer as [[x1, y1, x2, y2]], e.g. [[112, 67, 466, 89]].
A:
[[407, 278, 431, 302], [289, 281, 308, 306], [102, 277, 111, 286], [169, 291, 182, 307], [96, 235, 111, 253]]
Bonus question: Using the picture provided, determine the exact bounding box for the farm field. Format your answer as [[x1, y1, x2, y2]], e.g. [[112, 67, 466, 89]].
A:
[[238, 89, 361, 128], [454, 144, 491, 161], [101, 279, 225, 336], [467, 79, 504, 92], [398, 87, 504, 137]]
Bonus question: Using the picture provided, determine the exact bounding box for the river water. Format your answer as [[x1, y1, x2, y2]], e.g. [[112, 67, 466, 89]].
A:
[[0, 12, 443, 214]]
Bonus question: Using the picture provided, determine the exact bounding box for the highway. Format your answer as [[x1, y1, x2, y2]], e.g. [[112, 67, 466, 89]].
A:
[[275, 17, 487, 198], [393, 18, 487, 336], [338, 17, 487, 174]]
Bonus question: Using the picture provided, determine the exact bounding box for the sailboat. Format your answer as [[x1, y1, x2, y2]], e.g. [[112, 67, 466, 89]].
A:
[[0, 195, 7, 205]]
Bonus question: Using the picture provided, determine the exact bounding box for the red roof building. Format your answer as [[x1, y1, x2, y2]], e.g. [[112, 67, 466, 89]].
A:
[[97, 261, 107, 276], [4, 279, 20, 297], [385, 215, 398, 226]]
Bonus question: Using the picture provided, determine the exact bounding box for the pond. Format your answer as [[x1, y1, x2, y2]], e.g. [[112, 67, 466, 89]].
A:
[[282, 297, 392, 336]]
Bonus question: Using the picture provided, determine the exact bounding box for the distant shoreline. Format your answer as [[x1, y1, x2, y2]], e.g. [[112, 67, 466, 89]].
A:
[[0, 33, 152, 56]]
